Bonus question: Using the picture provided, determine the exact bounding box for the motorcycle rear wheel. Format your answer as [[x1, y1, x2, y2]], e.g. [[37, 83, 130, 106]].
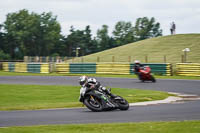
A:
[[84, 96, 103, 112]]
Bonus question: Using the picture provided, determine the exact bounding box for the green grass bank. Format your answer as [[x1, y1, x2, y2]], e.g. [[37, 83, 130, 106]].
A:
[[0, 84, 169, 110], [0, 121, 200, 133], [72, 34, 200, 64]]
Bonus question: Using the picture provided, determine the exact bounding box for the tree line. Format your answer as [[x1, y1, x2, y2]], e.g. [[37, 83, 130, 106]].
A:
[[0, 9, 162, 60]]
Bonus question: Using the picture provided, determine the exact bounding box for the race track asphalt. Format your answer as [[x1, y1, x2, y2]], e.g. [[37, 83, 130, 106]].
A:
[[0, 76, 200, 127]]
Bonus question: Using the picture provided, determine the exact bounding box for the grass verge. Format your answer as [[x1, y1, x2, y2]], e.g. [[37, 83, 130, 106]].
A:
[[0, 84, 169, 110], [0, 121, 200, 133], [0, 71, 200, 80]]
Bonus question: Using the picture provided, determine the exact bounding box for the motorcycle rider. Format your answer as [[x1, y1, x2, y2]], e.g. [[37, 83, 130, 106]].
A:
[[79, 75, 116, 98], [133, 60, 143, 80]]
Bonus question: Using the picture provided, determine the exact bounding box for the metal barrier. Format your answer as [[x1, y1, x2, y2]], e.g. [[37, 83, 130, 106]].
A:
[[2, 62, 50, 73], [2, 62, 9, 72], [96, 63, 130, 75], [56, 63, 70, 73], [176, 63, 200, 76], [15, 62, 27, 72], [55, 63, 172, 75], [70, 63, 96, 74], [4, 62, 200, 76]]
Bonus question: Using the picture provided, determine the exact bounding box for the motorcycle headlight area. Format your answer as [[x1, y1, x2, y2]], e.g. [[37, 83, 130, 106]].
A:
[[80, 87, 87, 96]]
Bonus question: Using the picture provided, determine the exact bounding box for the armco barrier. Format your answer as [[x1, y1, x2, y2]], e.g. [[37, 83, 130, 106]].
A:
[[56, 63, 70, 73], [27, 63, 41, 73], [130, 63, 172, 76], [96, 63, 130, 75], [15, 62, 27, 72], [2, 62, 16, 72], [8, 62, 15, 72], [55, 63, 172, 75], [2, 62, 9, 72], [41, 64, 50, 73], [70, 63, 96, 74], [2, 62, 50, 73], [56, 63, 96, 74], [2, 62, 172, 75], [176, 63, 200, 76]]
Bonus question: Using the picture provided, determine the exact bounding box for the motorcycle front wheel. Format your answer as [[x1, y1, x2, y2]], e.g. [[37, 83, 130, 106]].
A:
[[150, 75, 156, 83], [114, 96, 129, 110], [84, 96, 103, 112]]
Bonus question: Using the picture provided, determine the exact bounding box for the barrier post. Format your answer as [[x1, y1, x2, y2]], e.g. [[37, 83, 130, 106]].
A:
[[112, 56, 115, 62], [184, 51, 187, 63], [64, 57, 68, 62], [128, 56, 131, 62], [97, 56, 100, 62], [56, 56, 60, 63], [39, 56, 42, 63], [181, 55, 184, 63], [35, 56, 39, 62], [164, 55, 166, 63], [24, 56, 28, 62], [46, 56, 49, 63], [81, 57, 84, 63], [145, 55, 148, 63]]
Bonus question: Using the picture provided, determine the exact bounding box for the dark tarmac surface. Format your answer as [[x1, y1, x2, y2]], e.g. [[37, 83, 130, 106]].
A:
[[0, 76, 200, 127]]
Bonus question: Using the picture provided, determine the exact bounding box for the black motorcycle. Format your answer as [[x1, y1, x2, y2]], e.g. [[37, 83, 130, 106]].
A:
[[79, 87, 129, 112]]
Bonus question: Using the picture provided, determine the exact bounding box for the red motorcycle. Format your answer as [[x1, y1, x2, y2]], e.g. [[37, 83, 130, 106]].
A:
[[138, 66, 156, 82]]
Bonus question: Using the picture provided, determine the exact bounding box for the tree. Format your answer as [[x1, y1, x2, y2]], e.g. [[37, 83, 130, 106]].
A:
[[0, 24, 5, 51], [3, 9, 62, 58], [50, 35, 66, 56], [64, 25, 94, 56], [96, 25, 112, 51], [112, 21, 135, 46], [2, 10, 164, 59], [134, 17, 162, 41], [0, 25, 10, 60], [83, 25, 94, 54], [38, 12, 62, 56], [65, 26, 85, 56], [0, 50, 10, 60]]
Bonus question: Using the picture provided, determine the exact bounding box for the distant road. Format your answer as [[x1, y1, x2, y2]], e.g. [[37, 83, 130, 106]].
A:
[[0, 76, 200, 95]]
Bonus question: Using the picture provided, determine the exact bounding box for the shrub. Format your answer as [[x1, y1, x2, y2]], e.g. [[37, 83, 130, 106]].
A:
[[0, 50, 11, 60]]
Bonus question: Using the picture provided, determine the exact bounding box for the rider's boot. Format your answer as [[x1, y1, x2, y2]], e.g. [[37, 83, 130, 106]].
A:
[[105, 89, 117, 98], [101, 87, 117, 98]]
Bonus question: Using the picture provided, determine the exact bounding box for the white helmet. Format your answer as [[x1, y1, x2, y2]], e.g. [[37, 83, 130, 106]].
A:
[[134, 60, 140, 64], [79, 75, 88, 86], [88, 78, 97, 84]]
